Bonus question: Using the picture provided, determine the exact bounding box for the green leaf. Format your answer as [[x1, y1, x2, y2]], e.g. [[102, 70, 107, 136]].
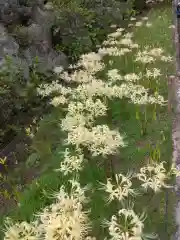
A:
[[25, 153, 40, 168]]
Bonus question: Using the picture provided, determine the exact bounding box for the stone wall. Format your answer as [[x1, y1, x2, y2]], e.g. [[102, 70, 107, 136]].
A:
[[0, 0, 131, 77], [0, 0, 69, 78]]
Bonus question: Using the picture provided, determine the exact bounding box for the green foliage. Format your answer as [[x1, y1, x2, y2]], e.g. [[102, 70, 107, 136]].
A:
[[25, 153, 40, 168], [0, 157, 21, 203], [133, 0, 147, 13], [52, 0, 133, 62], [0, 56, 52, 148]]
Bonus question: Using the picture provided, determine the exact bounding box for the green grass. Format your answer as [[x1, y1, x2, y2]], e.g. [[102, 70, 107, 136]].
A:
[[0, 6, 176, 240], [105, 6, 175, 238]]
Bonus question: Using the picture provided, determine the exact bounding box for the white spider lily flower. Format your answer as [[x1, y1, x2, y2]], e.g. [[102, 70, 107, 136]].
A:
[[104, 208, 146, 240], [135, 21, 143, 27], [107, 69, 123, 82], [145, 68, 162, 78], [100, 172, 137, 203], [3, 219, 38, 240], [137, 162, 170, 192], [39, 184, 89, 239], [55, 148, 84, 175], [146, 22, 152, 27]]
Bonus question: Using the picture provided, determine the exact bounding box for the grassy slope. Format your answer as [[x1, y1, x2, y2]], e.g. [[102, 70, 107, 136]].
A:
[[0, 6, 175, 240], [105, 6, 175, 239]]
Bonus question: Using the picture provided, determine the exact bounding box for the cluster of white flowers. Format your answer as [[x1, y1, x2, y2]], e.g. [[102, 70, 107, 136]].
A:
[[107, 70, 141, 84], [77, 52, 105, 73], [4, 180, 90, 240], [60, 70, 95, 83], [136, 162, 170, 193], [124, 73, 141, 82], [101, 31, 133, 53], [107, 32, 122, 39], [103, 39, 119, 46], [56, 148, 85, 175], [73, 79, 166, 106], [107, 69, 123, 82], [68, 99, 108, 119], [135, 50, 155, 64], [88, 125, 125, 156], [107, 28, 124, 39], [4, 13, 176, 240], [51, 95, 67, 106], [105, 208, 146, 240], [36, 182, 89, 240], [100, 161, 179, 239], [61, 98, 108, 132], [98, 46, 132, 57], [101, 173, 136, 202], [66, 125, 125, 156], [128, 16, 153, 29], [3, 220, 37, 240], [37, 81, 72, 97], [135, 47, 173, 64], [145, 68, 162, 78], [146, 22, 152, 27]]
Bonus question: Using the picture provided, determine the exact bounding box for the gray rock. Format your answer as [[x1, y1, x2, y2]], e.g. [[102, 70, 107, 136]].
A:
[[15, 23, 50, 47], [17, 6, 32, 23], [22, 46, 68, 73], [1, 37, 19, 55], [22, 0, 45, 7], [49, 50, 69, 69], [31, 5, 55, 27], [27, 23, 51, 47], [0, 23, 30, 77], [0, 23, 19, 56], [0, 0, 69, 78], [0, 24, 8, 41], [13, 22, 51, 49], [0, 6, 20, 25], [0, 0, 19, 7]]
